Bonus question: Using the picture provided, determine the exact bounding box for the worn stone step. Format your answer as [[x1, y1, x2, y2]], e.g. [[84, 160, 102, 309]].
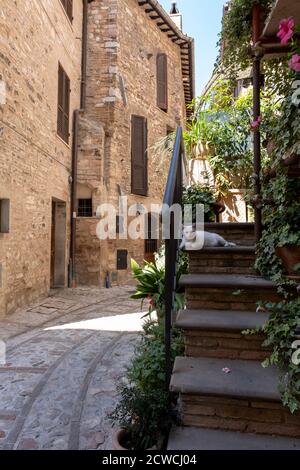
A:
[[204, 223, 255, 246], [180, 274, 280, 311], [187, 246, 256, 275], [175, 309, 268, 360], [168, 427, 300, 450], [170, 356, 280, 400], [176, 309, 268, 332], [180, 274, 276, 290], [170, 357, 300, 437]]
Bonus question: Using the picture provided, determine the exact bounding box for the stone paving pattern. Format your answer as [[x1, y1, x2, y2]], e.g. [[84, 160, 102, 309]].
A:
[[0, 286, 147, 450]]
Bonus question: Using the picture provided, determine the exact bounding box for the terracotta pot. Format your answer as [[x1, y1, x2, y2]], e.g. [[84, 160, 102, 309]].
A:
[[275, 245, 300, 276], [112, 429, 157, 451]]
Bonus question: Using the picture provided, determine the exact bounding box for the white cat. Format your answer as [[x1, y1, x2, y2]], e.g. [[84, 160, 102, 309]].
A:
[[180, 226, 236, 250]]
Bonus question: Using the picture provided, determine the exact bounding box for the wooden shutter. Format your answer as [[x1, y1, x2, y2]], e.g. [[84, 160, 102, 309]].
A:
[[60, 0, 73, 22], [157, 53, 168, 111], [57, 64, 70, 144], [117, 250, 128, 270], [131, 116, 148, 196], [66, 0, 73, 21]]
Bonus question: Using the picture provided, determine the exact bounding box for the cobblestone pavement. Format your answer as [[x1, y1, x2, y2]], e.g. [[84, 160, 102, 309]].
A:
[[0, 286, 148, 450]]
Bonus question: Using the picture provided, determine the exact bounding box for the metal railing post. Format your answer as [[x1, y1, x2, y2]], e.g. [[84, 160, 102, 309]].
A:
[[163, 127, 185, 390]]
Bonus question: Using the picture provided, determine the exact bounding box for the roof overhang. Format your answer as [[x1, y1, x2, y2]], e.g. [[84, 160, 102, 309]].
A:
[[258, 0, 300, 57], [263, 0, 300, 38], [137, 0, 195, 116]]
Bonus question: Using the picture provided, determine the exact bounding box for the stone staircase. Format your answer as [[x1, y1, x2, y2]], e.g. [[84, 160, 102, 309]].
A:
[[168, 223, 300, 450]]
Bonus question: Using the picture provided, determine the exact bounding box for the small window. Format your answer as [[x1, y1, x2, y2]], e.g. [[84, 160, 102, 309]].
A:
[[57, 63, 70, 144], [117, 250, 128, 270], [157, 53, 168, 111], [145, 213, 159, 255], [78, 199, 93, 217], [116, 215, 125, 235], [0, 199, 10, 233], [131, 115, 148, 196], [60, 0, 73, 22]]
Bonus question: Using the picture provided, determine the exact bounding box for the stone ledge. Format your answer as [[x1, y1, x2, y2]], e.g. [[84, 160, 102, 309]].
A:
[[175, 309, 268, 332], [167, 426, 300, 450], [170, 356, 281, 401], [180, 274, 277, 290]]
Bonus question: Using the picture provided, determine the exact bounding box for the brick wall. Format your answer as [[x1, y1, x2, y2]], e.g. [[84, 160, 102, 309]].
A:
[[0, 0, 83, 316], [75, 0, 187, 286]]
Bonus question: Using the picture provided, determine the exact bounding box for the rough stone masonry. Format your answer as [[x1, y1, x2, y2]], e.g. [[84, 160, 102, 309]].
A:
[[0, 0, 194, 317]]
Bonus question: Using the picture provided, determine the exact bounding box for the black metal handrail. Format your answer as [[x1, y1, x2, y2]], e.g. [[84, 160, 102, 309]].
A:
[[162, 126, 186, 388]]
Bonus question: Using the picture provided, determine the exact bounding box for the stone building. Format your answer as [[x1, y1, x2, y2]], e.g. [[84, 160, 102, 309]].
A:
[[0, 0, 84, 317], [0, 0, 194, 316], [75, 0, 194, 286]]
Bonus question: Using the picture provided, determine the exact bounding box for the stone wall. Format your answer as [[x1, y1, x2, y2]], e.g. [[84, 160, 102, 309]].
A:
[[0, 0, 83, 317], [76, 0, 187, 286]]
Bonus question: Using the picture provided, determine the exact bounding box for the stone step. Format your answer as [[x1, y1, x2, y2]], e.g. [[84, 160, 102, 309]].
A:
[[176, 309, 268, 332], [170, 357, 300, 437], [168, 427, 300, 450], [187, 246, 256, 275], [204, 223, 255, 246], [175, 309, 268, 360], [180, 274, 279, 311]]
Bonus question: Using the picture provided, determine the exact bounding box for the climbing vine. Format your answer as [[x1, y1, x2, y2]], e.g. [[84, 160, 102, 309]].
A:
[[252, 19, 300, 412], [220, 0, 274, 74]]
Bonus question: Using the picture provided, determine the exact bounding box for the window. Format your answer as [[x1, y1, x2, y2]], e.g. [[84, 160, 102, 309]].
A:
[[145, 213, 159, 255], [157, 53, 168, 111], [60, 0, 73, 22], [0, 199, 10, 233], [116, 215, 125, 235], [78, 199, 93, 217], [117, 250, 128, 270], [57, 64, 70, 144], [131, 115, 148, 196]]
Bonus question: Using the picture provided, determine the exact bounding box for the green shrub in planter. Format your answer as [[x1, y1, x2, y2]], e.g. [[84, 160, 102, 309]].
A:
[[130, 246, 188, 319], [109, 321, 184, 450], [182, 184, 216, 223]]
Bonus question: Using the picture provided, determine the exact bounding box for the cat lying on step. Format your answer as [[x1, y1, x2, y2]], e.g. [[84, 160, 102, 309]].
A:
[[180, 225, 236, 250]]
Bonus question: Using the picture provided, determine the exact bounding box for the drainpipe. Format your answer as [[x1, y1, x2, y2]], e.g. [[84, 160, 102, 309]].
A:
[[252, 2, 263, 244], [69, 0, 94, 288]]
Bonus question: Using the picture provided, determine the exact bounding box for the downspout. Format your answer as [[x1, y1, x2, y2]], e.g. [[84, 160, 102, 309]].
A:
[[69, 0, 94, 288], [252, 2, 263, 244]]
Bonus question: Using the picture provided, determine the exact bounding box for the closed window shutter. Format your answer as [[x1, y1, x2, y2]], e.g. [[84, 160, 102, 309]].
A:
[[157, 54, 168, 111], [57, 64, 70, 143], [60, 0, 73, 22], [66, 0, 73, 21], [131, 116, 148, 196]]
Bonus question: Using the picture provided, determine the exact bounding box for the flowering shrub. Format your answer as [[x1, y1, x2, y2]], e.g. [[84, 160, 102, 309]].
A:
[[277, 18, 295, 45]]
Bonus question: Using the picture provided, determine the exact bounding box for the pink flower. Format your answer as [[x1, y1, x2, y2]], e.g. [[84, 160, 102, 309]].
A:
[[277, 18, 295, 45], [251, 116, 262, 130], [289, 54, 300, 73]]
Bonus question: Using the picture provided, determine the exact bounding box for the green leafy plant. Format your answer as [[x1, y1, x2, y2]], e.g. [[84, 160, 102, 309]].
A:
[[220, 0, 274, 74], [182, 183, 216, 222], [246, 299, 300, 413], [131, 247, 187, 319], [184, 79, 279, 198], [251, 27, 300, 411], [109, 321, 184, 450]]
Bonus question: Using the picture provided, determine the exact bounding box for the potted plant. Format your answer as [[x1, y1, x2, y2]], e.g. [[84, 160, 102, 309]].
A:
[[130, 247, 187, 321], [274, 202, 300, 280], [182, 183, 220, 223], [109, 321, 183, 450]]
